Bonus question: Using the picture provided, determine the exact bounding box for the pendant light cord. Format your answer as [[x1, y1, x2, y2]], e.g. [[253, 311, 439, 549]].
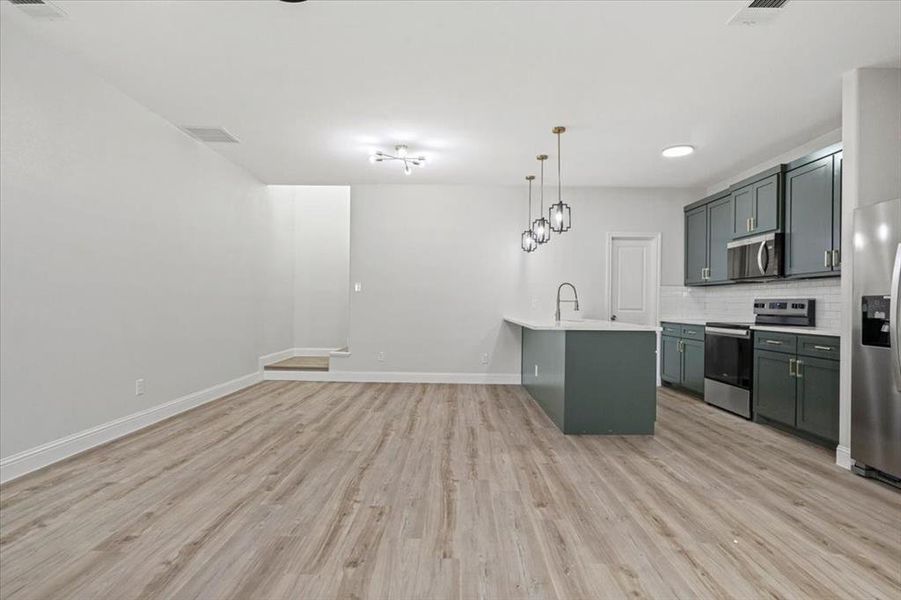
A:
[[557, 132, 562, 203], [539, 159, 544, 212], [527, 178, 532, 225]]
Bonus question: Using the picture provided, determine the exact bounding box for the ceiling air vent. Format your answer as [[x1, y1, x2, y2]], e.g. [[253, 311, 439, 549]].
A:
[[748, 0, 789, 7], [728, 0, 789, 26], [8, 0, 67, 20], [182, 127, 240, 144]]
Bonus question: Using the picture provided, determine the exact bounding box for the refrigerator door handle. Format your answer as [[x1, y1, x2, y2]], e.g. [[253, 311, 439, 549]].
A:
[[892, 243, 901, 392]]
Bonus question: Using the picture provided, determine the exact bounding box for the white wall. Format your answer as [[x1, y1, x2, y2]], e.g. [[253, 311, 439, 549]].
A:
[[269, 186, 350, 350], [705, 128, 842, 196], [839, 67, 901, 461], [0, 21, 294, 459], [335, 185, 699, 375]]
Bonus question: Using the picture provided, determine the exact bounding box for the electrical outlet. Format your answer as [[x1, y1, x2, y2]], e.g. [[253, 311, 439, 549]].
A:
[[534, 364, 539, 377], [377, 351, 385, 362], [354, 282, 363, 292], [531, 297, 539, 309], [481, 353, 489, 364], [135, 378, 145, 396]]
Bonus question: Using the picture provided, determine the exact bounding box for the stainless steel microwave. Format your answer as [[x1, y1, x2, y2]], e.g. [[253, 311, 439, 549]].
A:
[[727, 233, 783, 281]]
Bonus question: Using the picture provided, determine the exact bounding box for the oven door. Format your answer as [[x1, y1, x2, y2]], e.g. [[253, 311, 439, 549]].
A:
[[704, 327, 752, 389]]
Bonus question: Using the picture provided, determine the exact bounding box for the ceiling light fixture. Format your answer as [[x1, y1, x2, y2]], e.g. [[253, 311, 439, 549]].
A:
[[662, 145, 695, 158], [521, 175, 539, 253], [369, 145, 426, 175], [549, 126, 571, 234], [532, 155, 551, 245]]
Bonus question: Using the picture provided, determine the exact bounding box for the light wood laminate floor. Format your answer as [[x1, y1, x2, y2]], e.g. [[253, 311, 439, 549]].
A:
[[1, 382, 899, 599]]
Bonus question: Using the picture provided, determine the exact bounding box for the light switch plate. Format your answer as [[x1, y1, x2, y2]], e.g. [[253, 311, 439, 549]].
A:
[[354, 282, 363, 292]]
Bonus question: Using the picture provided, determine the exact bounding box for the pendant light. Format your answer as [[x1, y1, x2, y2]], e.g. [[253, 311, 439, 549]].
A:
[[531, 154, 551, 245], [549, 126, 571, 233], [521, 175, 538, 253]]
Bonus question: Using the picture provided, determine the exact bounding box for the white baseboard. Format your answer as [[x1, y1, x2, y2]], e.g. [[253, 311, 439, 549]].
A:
[[835, 445, 852, 470], [0, 371, 262, 485], [294, 347, 341, 357], [258, 348, 295, 370], [264, 370, 520, 385]]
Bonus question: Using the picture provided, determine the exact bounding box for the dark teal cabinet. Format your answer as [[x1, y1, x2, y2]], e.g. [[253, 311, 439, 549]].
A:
[[784, 148, 842, 277], [752, 332, 839, 446], [684, 191, 731, 286], [684, 206, 708, 285], [661, 335, 682, 384], [681, 339, 705, 395], [731, 171, 783, 239], [660, 322, 704, 396], [795, 356, 840, 441], [706, 195, 733, 283], [754, 350, 796, 426]]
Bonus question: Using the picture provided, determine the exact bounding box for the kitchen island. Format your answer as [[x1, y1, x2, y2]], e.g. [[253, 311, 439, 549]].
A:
[[505, 317, 660, 435]]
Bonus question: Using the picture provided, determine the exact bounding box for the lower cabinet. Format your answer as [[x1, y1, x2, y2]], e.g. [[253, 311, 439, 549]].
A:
[[681, 339, 705, 395], [752, 332, 839, 445], [754, 350, 796, 426], [660, 322, 705, 396], [795, 356, 840, 441]]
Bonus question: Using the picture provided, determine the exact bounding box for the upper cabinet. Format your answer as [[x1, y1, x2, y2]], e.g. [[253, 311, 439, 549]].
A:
[[730, 168, 784, 239], [684, 205, 708, 285], [784, 145, 843, 277], [683, 142, 841, 287], [683, 191, 731, 286]]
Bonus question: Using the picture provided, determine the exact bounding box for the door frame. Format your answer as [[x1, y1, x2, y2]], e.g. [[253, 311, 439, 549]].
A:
[[605, 232, 662, 325]]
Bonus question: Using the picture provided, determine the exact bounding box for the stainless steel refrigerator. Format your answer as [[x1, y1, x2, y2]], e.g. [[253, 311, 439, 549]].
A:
[[851, 197, 901, 482]]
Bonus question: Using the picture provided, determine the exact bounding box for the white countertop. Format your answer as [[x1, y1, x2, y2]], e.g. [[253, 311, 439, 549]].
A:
[[750, 324, 841, 338], [659, 319, 840, 338], [504, 316, 661, 332]]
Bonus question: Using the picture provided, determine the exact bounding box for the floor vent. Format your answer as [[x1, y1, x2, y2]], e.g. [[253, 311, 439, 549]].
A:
[[728, 0, 790, 26], [8, 0, 67, 19], [182, 127, 240, 144]]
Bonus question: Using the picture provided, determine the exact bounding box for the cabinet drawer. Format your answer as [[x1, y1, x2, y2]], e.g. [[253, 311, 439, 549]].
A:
[[754, 331, 797, 354], [661, 322, 682, 337], [680, 325, 705, 341], [797, 335, 840, 360]]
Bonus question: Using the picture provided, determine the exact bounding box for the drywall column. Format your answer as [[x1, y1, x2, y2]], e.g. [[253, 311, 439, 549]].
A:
[[838, 67, 901, 467]]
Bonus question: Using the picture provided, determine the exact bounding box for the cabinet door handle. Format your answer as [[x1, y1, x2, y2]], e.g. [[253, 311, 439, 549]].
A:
[[813, 345, 833, 351], [789, 358, 796, 377], [796, 360, 804, 379], [746, 218, 751, 232], [765, 339, 783, 345], [750, 216, 755, 230], [831, 249, 841, 267], [686, 330, 697, 335], [824, 250, 833, 268]]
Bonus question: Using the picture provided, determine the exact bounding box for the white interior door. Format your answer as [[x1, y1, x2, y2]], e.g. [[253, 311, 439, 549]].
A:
[[608, 234, 659, 326]]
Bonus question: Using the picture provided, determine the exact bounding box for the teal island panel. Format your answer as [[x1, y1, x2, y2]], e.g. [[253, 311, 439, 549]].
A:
[[521, 328, 657, 435]]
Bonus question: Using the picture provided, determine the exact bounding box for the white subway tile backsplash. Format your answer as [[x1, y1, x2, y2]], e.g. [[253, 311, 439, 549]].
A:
[[660, 278, 841, 329]]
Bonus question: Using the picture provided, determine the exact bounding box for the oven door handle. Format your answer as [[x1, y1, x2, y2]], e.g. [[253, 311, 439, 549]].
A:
[[705, 327, 750, 338]]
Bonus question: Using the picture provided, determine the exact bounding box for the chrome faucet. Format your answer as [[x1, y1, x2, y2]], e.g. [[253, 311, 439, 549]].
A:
[[554, 282, 580, 324]]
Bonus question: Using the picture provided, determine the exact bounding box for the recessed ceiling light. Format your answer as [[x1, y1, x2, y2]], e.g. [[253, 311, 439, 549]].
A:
[[662, 145, 694, 158]]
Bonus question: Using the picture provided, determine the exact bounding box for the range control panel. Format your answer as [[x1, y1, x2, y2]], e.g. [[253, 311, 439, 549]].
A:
[[754, 298, 816, 326]]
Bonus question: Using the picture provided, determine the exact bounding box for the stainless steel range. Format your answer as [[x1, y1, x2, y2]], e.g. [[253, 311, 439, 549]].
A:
[[704, 299, 815, 418]]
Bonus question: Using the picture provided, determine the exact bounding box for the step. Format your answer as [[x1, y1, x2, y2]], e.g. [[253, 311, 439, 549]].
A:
[[264, 356, 329, 372]]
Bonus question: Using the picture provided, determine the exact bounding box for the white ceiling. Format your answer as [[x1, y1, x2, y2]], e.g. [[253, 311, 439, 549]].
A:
[[3, 0, 899, 187]]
